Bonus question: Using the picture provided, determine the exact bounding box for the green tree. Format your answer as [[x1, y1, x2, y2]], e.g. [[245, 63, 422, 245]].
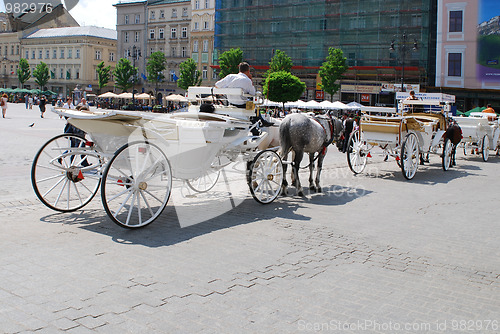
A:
[[218, 48, 243, 78], [177, 58, 202, 90], [96, 61, 111, 94], [263, 71, 306, 108], [266, 49, 293, 77], [32, 62, 49, 90], [319, 47, 348, 101], [113, 58, 137, 92], [17, 58, 31, 87], [146, 51, 167, 94]]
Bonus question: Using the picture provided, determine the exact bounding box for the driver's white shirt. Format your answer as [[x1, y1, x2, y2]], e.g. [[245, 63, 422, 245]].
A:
[[215, 72, 256, 105]]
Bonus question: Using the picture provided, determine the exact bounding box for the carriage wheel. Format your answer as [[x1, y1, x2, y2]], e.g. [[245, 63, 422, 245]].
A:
[[346, 130, 368, 174], [31, 133, 102, 212], [248, 150, 283, 204], [101, 142, 172, 228], [442, 138, 453, 171], [400, 133, 419, 180], [463, 142, 471, 156], [482, 135, 490, 162], [186, 157, 221, 193]]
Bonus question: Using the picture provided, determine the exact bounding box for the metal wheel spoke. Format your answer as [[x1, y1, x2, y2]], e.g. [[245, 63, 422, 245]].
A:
[[42, 175, 66, 198]]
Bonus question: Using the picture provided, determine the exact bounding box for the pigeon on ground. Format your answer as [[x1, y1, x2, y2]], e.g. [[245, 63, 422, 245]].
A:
[[28, 123, 35, 127]]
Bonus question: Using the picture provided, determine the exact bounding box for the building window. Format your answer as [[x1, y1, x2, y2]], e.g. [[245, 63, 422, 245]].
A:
[[182, 27, 187, 38], [448, 53, 462, 77], [171, 28, 177, 38], [76, 49, 80, 59], [202, 65, 207, 79], [449, 11, 463, 33], [45, 49, 49, 59], [172, 8, 177, 18], [160, 10, 164, 18], [182, 7, 188, 16], [109, 52, 115, 62], [159, 28, 164, 39], [32, 50, 35, 59], [205, 0, 209, 8], [195, 0, 199, 9], [150, 10, 155, 20], [212, 69, 217, 79], [411, 14, 422, 27], [135, 31, 139, 42], [170, 70, 176, 81], [38, 50, 42, 59], [24, 49, 28, 59], [125, 31, 129, 43], [68, 49, 72, 58], [16, 45, 19, 55], [10, 45, 14, 55], [135, 14, 140, 24], [95, 50, 102, 60], [60, 49, 65, 59], [76, 68, 80, 79], [60, 68, 64, 79], [203, 40, 208, 52], [124, 14, 129, 24], [194, 22, 199, 30], [66, 69, 71, 80], [52, 49, 57, 59], [193, 40, 198, 52], [203, 21, 209, 30], [150, 29, 155, 39], [181, 46, 187, 57], [171, 47, 176, 57]]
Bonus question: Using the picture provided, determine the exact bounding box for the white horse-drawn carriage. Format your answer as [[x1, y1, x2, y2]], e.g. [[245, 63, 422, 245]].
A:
[[347, 98, 455, 179], [452, 112, 500, 161], [31, 87, 284, 228]]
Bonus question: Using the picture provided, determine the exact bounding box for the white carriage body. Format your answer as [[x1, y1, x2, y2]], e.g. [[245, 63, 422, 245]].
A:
[[453, 112, 500, 149]]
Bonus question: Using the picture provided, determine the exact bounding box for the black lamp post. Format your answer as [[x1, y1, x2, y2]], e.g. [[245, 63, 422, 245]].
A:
[[131, 46, 141, 107], [390, 33, 418, 92]]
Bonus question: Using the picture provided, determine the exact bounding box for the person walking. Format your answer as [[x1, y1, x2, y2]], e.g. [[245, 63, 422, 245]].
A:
[[39, 96, 47, 118], [24, 94, 29, 109], [1, 93, 7, 118], [28, 95, 33, 109]]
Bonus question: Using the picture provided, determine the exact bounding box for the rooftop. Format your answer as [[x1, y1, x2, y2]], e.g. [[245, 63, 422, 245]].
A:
[[24, 26, 117, 40]]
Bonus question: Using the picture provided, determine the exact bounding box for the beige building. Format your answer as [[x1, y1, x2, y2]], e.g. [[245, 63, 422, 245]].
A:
[[190, 0, 216, 85], [22, 26, 117, 97], [0, 6, 79, 89]]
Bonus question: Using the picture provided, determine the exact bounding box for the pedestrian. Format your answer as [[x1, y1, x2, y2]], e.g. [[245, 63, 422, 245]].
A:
[[28, 95, 33, 109], [1, 93, 7, 118], [39, 95, 47, 118], [24, 94, 29, 109]]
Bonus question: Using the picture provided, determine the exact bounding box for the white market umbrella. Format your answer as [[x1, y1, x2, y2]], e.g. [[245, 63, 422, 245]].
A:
[[304, 100, 321, 109], [285, 100, 306, 109], [117, 92, 133, 99], [165, 94, 188, 102], [319, 100, 335, 110], [98, 92, 118, 98], [135, 93, 153, 100], [262, 99, 281, 107], [347, 101, 364, 109], [331, 101, 350, 110]]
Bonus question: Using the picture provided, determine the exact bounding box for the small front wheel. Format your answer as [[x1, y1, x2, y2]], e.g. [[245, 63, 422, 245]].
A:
[[442, 138, 453, 171], [401, 133, 419, 180], [482, 135, 490, 162], [248, 150, 283, 204], [346, 130, 368, 174], [186, 157, 221, 193], [101, 142, 172, 228]]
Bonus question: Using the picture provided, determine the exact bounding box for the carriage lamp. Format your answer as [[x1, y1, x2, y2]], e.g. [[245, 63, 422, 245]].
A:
[[389, 33, 419, 93]]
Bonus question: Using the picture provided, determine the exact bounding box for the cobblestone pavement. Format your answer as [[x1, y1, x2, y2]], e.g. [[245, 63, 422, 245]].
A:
[[1, 104, 499, 333]]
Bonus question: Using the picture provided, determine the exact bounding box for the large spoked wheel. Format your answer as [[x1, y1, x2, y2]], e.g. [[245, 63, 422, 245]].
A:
[[186, 157, 221, 193], [248, 150, 284, 204], [347, 130, 368, 174], [101, 141, 172, 229], [463, 142, 471, 156], [400, 133, 419, 180], [481, 135, 490, 162], [442, 138, 453, 171], [31, 133, 102, 212]]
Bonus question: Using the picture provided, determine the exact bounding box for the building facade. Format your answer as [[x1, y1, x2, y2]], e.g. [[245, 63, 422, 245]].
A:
[[435, 0, 500, 111], [191, 0, 216, 85], [22, 26, 117, 96], [214, 0, 435, 105]]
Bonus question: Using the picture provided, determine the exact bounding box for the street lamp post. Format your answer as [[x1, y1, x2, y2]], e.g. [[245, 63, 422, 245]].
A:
[[131, 45, 141, 108], [390, 32, 418, 92]]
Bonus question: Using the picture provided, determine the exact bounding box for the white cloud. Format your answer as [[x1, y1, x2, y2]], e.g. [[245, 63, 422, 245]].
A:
[[69, 0, 117, 30]]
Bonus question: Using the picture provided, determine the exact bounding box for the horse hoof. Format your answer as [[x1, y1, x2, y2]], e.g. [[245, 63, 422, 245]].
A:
[[317, 187, 322, 193], [298, 190, 304, 197], [309, 185, 316, 191]]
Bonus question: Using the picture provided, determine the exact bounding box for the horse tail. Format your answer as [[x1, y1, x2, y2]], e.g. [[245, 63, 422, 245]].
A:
[[279, 117, 292, 156]]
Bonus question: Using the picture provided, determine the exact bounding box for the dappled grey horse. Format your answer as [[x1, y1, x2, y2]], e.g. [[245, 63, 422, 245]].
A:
[[279, 112, 343, 196]]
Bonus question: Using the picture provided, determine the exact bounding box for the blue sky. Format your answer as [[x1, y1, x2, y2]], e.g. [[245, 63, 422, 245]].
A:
[[479, 0, 500, 23]]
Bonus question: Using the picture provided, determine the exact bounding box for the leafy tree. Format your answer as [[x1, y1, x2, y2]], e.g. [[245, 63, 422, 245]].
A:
[[218, 48, 243, 78], [146, 51, 167, 94], [266, 49, 293, 77], [319, 47, 348, 101], [263, 71, 306, 108], [17, 58, 31, 87], [32, 62, 49, 89], [96, 61, 111, 94], [113, 58, 137, 92], [177, 58, 202, 90]]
